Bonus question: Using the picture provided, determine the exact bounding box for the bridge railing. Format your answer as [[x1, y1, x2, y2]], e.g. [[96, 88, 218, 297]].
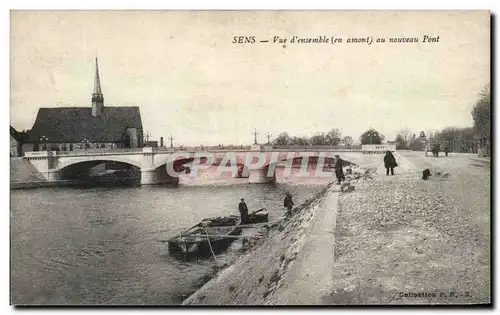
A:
[[24, 148, 145, 157], [23, 145, 365, 157], [58, 148, 144, 155], [271, 145, 362, 150]]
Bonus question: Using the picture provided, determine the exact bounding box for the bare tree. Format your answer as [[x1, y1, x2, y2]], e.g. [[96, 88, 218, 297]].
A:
[[290, 136, 309, 146], [309, 133, 326, 145], [326, 128, 342, 145], [273, 132, 291, 146], [395, 127, 412, 149], [342, 136, 354, 148], [360, 128, 384, 145], [472, 85, 491, 155]]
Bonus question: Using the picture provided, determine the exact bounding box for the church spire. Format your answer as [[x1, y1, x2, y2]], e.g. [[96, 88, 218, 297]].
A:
[[92, 57, 104, 117], [94, 57, 102, 94]]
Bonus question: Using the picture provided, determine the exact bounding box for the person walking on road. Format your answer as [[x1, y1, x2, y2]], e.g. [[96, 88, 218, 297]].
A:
[[238, 198, 250, 224], [334, 154, 345, 184], [383, 150, 398, 176]]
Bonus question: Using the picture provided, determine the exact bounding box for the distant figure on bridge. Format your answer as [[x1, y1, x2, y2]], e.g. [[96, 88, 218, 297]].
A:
[[334, 154, 345, 185], [238, 198, 250, 224], [433, 144, 440, 157], [383, 151, 398, 176], [444, 146, 449, 157], [284, 192, 294, 215]]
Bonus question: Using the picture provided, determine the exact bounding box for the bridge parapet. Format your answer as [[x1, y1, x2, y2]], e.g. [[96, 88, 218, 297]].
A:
[[25, 151, 53, 157], [21, 147, 366, 186], [24, 148, 147, 157]]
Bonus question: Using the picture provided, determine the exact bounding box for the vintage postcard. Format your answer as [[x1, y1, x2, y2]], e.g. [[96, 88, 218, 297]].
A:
[[9, 10, 491, 306]]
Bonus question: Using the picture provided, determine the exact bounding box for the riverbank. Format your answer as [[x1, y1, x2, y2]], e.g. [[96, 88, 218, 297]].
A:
[[11, 180, 73, 189], [182, 152, 490, 305], [182, 181, 339, 305], [10, 157, 45, 184]]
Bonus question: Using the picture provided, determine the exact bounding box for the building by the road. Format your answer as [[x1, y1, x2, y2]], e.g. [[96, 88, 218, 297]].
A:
[[10, 126, 22, 156], [10, 126, 31, 156], [26, 58, 143, 152], [144, 141, 158, 148]]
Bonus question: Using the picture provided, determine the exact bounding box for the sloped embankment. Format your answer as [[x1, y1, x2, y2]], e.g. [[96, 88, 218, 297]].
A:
[[10, 158, 46, 183], [182, 183, 337, 305]]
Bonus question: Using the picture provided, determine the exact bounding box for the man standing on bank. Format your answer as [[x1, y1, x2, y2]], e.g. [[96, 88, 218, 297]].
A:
[[383, 150, 398, 176], [284, 192, 294, 216], [238, 198, 250, 224], [334, 154, 345, 184]]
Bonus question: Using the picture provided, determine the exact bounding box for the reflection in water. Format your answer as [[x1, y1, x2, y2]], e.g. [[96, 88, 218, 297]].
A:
[[11, 171, 328, 305]]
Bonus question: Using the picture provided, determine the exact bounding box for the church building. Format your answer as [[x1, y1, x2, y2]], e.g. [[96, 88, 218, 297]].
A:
[[27, 58, 143, 152]]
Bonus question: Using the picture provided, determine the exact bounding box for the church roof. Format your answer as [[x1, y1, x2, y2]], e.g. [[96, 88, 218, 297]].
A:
[[28, 106, 143, 143], [10, 126, 18, 138], [10, 126, 30, 142]]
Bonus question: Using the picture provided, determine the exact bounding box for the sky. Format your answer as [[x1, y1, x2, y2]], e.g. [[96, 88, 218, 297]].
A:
[[10, 10, 490, 146]]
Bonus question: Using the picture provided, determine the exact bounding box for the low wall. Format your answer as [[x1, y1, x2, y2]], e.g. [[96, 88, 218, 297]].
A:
[[10, 157, 46, 183], [361, 144, 396, 154]]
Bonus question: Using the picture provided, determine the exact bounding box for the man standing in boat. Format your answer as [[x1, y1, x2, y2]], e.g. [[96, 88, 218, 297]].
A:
[[238, 198, 250, 224]]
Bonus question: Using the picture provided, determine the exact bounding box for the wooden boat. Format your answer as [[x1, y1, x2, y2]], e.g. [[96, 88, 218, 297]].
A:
[[168, 209, 269, 260], [168, 216, 243, 261]]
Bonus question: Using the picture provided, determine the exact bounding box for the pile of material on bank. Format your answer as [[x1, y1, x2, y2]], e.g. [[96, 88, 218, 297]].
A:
[[168, 208, 269, 260], [248, 208, 269, 223]]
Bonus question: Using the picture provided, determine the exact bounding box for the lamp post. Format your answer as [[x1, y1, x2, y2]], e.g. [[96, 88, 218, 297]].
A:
[[144, 131, 151, 146], [253, 128, 258, 145], [39, 135, 49, 179], [266, 133, 272, 144], [168, 134, 174, 148], [82, 138, 89, 151], [39, 135, 49, 151]]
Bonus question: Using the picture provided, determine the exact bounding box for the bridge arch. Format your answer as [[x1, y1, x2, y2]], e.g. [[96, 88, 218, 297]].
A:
[[56, 159, 141, 181], [56, 155, 143, 171]]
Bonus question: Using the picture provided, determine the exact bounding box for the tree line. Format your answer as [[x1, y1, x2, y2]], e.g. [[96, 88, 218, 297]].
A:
[[394, 85, 490, 154], [271, 84, 490, 153], [272, 129, 354, 147], [272, 128, 384, 147]]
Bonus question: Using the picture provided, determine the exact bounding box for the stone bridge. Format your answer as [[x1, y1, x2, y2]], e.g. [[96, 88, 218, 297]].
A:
[[23, 146, 364, 185]]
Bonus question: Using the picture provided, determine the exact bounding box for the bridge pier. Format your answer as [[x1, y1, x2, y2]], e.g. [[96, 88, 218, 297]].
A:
[[46, 170, 62, 181], [140, 167, 179, 185], [248, 166, 276, 184]]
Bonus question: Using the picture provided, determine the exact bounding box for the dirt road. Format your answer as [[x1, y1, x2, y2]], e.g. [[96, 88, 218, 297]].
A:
[[323, 151, 490, 305]]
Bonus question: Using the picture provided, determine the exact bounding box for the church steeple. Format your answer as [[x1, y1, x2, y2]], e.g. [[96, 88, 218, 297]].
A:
[[92, 57, 104, 117]]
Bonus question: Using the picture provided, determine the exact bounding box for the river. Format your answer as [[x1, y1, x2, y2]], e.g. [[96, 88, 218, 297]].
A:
[[10, 169, 328, 305]]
